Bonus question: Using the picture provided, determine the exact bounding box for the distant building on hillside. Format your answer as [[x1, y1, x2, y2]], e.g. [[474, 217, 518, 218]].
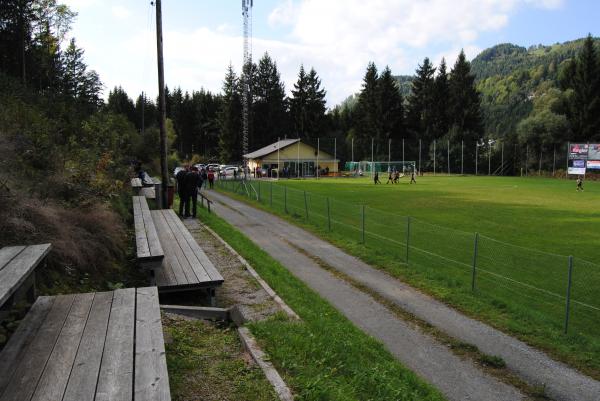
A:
[[244, 138, 339, 178]]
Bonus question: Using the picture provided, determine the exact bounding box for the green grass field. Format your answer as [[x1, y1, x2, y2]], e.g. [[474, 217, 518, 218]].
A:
[[216, 175, 600, 377]]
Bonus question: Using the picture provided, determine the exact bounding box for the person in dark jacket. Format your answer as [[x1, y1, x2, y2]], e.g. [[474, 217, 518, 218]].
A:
[[184, 166, 202, 218], [176, 165, 189, 217]]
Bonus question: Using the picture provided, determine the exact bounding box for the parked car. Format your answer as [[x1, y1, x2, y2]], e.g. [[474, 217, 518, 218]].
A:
[[222, 166, 239, 177], [207, 163, 220, 172]]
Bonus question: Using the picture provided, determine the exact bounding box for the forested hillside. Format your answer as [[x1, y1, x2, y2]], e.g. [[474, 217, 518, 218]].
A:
[[394, 37, 600, 144]]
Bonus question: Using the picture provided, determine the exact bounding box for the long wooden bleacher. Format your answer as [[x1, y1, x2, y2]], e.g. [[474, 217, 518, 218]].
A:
[[133, 196, 164, 270], [0, 287, 171, 401], [151, 209, 224, 303], [0, 244, 51, 312]]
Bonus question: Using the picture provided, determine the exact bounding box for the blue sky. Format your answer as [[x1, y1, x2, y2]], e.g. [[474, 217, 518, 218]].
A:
[[63, 0, 598, 106]]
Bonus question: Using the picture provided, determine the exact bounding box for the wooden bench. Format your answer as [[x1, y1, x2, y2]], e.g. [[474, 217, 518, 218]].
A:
[[150, 209, 223, 303], [0, 287, 171, 401], [133, 196, 164, 270], [131, 177, 142, 195], [0, 244, 51, 313]]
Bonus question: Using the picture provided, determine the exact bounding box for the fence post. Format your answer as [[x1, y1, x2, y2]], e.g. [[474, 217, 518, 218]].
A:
[[270, 182, 273, 207], [304, 190, 308, 221], [406, 216, 411, 264], [471, 232, 479, 291], [258, 180, 261, 202], [361, 205, 365, 244], [564, 256, 573, 334], [326, 197, 331, 231], [284, 186, 288, 213]]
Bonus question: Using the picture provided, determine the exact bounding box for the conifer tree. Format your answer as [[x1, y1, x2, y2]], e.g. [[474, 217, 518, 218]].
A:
[[432, 58, 449, 139], [289, 65, 308, 137], [218, 65, 242, 162], [354, 62, 379, 159], [252, 52, 288, 148], [377, 66, 404, 158], [448, 50, 483, 170], [406, 58, 436, 141], [305, 67, 327, 137], [560, 34, 600, 141]]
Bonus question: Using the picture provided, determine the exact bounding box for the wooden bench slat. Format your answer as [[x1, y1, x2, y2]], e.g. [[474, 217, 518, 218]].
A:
[[95, 288, 136, 401], [62, 292, 113, 401], [140, 197, 164, 258], [0, 296, 54, 395], [135, 287, 171, 401], [162, 210, 212, 283], [131, 178, 142, 188], [0, 294, 75, 401], [30, 293, 95, 401], [151, 210, 190, 286], [0, 244, 51, 307], [166, 212, 223, 282], [0, 246, 25, 272], [133, 197, 152, 259]]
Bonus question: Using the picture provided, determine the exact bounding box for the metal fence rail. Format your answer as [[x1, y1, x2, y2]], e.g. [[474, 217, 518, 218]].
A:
[[216, 178, 600, 338]]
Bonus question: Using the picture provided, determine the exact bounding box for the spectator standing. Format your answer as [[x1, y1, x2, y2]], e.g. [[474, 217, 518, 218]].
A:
[[176, 165, 189, 217], [184, 166, 202, 218], [208, 169, 215, 189]]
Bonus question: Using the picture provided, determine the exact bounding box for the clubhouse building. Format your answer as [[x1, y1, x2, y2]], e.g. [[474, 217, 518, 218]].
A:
[[244, 138, 339, 177]]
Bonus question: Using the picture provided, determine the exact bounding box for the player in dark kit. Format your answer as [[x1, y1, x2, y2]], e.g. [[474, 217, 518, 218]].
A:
[[576, 176, 584, 191], [410, 169, 417, 184], [373, 171, 381, 184]]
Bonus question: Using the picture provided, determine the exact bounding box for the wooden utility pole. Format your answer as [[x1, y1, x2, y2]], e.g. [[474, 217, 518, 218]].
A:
[[155, 0, 169, 208]]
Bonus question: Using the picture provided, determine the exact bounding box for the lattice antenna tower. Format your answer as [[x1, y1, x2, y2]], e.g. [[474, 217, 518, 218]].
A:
[[242, 0, 253, 165]]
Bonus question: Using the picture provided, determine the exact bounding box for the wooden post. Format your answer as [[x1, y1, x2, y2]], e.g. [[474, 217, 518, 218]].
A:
[[284, 186, 287, 213], [155, 0, 169, 209]]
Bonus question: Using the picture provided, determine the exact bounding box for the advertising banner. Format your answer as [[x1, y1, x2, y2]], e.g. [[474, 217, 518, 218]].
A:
[[569, 143, 589, 160], [586, 160, 600, 170], [588, 144, 600, 161], [568, 159, 586, 175]]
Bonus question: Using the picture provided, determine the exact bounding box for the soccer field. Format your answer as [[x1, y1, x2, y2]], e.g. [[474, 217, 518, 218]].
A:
[[217, 175, 600, 376], [278, 175, 600, 260]]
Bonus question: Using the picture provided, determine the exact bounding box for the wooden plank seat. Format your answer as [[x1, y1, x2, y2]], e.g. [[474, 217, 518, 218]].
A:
[[150, 209, 223, 301], [133, 196, 164, 269], [0, 244, 51, 311], [0, 287, 171, 401]]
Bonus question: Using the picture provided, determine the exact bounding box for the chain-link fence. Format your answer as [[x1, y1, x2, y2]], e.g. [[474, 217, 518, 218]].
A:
[[216, 178, 600, 340]]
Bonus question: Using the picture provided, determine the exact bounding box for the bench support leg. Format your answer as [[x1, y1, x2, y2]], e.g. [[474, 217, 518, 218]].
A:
[[209, 288, 216, 307]]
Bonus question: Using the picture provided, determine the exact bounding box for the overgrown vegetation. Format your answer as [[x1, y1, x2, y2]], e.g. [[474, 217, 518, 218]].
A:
[[0, 1, 147, 292], [195, 207, 446, 401]]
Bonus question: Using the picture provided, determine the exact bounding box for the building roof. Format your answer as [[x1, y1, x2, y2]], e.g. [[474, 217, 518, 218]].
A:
[[244, 138, 301, 159]]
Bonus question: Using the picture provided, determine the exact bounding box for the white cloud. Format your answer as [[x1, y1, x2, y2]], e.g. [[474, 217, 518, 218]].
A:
[[111, 5, 130, 20], [92, 0, 565, 106]]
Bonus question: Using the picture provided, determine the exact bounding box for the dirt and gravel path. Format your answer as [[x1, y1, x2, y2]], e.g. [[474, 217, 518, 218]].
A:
[[203, 189, 600, 401]]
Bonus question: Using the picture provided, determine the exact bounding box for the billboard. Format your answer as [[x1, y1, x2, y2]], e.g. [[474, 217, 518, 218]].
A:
[[588, 144, 600, 161], [568, 159, 586, 175], [569, 143, 589, 159], [586, 160, 600, 170]]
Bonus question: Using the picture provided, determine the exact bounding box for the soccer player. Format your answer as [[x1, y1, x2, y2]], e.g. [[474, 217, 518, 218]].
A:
[[410, 169, 417, 184], [374, 171, 381, 184], [576, 176, 584, 191], [386, 170, 393, 184]]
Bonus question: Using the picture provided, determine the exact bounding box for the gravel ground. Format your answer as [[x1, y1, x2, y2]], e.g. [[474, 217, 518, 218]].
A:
[[183, 218, 281, 322]]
